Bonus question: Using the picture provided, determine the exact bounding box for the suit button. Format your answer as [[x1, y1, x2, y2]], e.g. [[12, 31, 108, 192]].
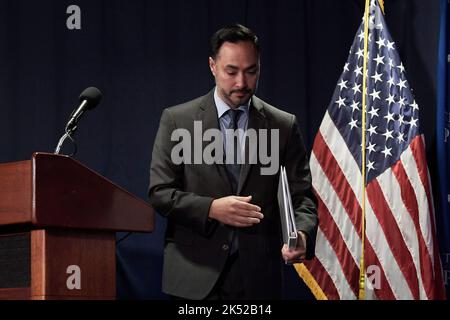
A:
[[222, 244, 229, 251]]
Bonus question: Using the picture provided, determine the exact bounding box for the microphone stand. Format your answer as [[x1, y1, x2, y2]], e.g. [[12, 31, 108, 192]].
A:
[[53, 87, 102, 155], [54, 125, 78, 155]]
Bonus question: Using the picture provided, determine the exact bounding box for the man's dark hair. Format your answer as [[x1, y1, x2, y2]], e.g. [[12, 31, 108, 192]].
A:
[[210, 24, 259, 59]]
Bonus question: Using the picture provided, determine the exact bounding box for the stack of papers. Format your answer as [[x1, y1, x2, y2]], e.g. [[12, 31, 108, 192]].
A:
[[277, 166, 298, 249]]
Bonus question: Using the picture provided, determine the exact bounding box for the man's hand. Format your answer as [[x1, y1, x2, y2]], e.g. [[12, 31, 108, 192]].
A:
[[209, 195, 264, 227], [281, 231, 307, 264]]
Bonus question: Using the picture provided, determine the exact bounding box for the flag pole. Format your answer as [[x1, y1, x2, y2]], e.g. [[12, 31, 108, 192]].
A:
[[358, 0, 371, 300]]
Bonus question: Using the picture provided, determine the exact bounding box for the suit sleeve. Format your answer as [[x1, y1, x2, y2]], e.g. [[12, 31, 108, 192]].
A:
[[148, 108, 215, 236], [284, 115, 318, 259]]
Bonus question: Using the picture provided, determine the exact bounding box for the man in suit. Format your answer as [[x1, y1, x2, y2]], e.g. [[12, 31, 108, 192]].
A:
[[149, 24, 318, 300]]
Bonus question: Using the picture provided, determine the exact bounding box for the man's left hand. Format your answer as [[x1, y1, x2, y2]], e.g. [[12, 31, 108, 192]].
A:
[[281, 231, 307, 264]]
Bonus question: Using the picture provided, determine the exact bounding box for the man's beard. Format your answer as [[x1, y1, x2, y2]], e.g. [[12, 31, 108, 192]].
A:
[[228, 88, 252, 106]]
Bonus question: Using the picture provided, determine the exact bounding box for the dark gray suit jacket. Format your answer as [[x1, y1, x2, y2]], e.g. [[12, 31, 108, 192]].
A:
[[149, 90, 318, 299]]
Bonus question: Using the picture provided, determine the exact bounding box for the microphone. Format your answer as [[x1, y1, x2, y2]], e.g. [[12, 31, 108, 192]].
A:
[[66, 87, 102, 132], [54, 86, 102, 155]]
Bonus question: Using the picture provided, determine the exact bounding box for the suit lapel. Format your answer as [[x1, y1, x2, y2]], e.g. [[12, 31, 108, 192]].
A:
[[198, 91, 233, 192], [198, 92, 268, 195], [198, 91, 219, 131], [237, 96, 267, 195]]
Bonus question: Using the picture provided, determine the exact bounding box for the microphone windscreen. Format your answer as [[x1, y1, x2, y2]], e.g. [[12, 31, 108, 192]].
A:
[[79, 87, 103, 110]]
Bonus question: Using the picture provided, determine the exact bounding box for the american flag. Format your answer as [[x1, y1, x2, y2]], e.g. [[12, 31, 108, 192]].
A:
[[297, 0, 446, 299]]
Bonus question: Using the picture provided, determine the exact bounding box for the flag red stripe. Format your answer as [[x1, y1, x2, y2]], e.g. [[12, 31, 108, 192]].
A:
[[364, 239, 396, 299], [366, 179, 420, 299], [315, 194, 360, 296], [303, 258, 340, 299], [392, 160, 435, 299], [409, 137, 446, 299], [313, 132, 362, 235]]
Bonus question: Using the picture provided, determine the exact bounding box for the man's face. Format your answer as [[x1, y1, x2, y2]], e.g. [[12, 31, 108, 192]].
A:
[[209, 41, 260, 108]]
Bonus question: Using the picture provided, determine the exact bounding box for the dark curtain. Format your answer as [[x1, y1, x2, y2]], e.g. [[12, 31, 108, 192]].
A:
[[0, 0, 440, 299]]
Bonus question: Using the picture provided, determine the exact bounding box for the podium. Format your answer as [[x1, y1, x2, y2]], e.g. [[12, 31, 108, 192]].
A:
[[0, 153, 154, 299]]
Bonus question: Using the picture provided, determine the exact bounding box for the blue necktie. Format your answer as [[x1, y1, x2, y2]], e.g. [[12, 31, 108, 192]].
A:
[[224, 109, 242, 255], [225, 109, 242, 194]]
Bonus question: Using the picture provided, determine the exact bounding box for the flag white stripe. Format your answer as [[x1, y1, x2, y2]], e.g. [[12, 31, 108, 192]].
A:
[[314, 228, 357, 299], [319, 111, 363, 200], [365, 197, 414, 299], [364, 273, 378, 300], [420, 135, 436, 219], [310, 153, 361, 265], [401, 146, 434, 268], [376, 169, 427, 299]]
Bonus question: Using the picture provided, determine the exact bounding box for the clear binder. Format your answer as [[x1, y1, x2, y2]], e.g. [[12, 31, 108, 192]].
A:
[[277, 165, 298, 249]]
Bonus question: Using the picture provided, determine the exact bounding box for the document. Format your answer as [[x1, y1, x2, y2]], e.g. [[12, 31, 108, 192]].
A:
[[277, 166, 298, 250]]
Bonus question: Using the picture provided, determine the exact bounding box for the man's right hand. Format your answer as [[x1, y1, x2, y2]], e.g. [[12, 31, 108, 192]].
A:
[[208, 195, 264, 227]]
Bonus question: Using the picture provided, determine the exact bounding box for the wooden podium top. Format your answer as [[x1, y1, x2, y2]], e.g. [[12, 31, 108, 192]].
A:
[[0, 152, 154, 232]]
